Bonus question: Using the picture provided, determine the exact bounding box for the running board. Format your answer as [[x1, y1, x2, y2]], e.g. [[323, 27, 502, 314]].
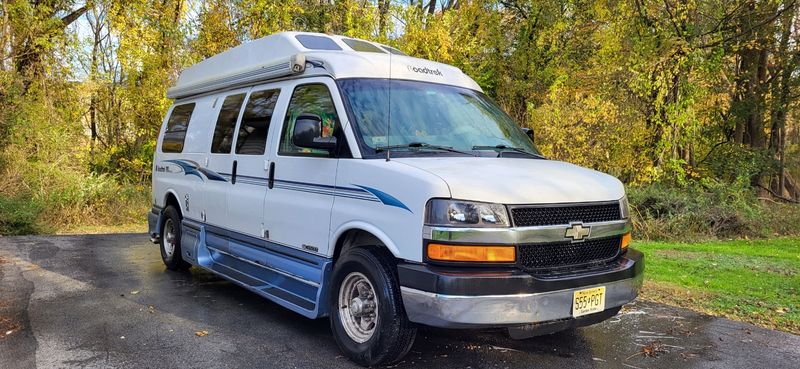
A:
[[181, 218, 332, 319]]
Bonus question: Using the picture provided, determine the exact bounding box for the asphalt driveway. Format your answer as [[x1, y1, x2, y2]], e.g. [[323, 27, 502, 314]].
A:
[[1, 234, 798, 368]]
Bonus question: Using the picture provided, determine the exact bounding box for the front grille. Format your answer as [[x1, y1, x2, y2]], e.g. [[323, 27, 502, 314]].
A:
[[518, 237, 621, 271], [511, 202, 622, 227]]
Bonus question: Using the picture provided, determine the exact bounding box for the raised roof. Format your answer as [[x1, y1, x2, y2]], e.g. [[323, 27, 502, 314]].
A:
[[168, 32, 481, 99]]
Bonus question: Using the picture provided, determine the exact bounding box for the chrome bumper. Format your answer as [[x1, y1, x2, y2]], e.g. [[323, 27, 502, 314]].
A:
[[401, 273, 643, 328]]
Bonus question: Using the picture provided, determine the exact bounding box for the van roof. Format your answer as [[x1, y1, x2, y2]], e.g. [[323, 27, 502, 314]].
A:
[[167, 31, 482, 100]]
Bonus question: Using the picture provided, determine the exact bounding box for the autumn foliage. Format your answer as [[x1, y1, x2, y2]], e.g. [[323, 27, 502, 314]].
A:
[[0, 0, 799, 236]]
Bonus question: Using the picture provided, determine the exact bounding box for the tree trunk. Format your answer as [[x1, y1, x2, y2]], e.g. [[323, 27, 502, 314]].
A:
[[378, 0, 390, 38]]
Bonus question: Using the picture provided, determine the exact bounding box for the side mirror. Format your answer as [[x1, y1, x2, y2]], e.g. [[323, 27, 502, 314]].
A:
[[292, 114, 337, 151], [521, 127, 534, 142]]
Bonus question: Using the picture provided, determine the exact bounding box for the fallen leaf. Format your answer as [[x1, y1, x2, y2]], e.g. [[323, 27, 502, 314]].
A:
[[642, 340, 666, 358], [195, 330, 208, 337]]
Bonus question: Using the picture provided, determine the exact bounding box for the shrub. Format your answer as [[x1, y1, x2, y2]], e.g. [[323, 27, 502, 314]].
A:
[[0, 195, 45, 235], [628, 180, 800, 241]]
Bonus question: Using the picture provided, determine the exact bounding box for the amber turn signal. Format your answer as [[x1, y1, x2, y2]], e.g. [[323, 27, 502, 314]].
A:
[[427, 244, 516, 262], [621, 232, 632, 250]]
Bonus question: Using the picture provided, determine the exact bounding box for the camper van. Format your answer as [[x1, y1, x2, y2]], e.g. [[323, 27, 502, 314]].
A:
[[148, 32, 643, 366]]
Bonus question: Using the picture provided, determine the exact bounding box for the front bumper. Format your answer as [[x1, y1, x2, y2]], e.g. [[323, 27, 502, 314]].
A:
[[398, 248, 644, 328]]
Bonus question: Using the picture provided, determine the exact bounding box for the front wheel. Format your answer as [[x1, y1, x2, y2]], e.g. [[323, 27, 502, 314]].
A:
[[329, 247, 416, 366]]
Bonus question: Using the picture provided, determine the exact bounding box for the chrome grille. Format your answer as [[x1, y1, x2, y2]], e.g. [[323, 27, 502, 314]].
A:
[[511, 202, 622, 227], [517, 236, 621, 271]]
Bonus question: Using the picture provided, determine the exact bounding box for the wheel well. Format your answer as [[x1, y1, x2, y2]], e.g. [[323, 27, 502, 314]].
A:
[[333, 229, 393, 263], [164, 193, 181, 217]]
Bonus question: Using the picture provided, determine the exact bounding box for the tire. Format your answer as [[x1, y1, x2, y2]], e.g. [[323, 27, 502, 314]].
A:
[[159, 205, 191, 271], [329, 247, 417, 366]]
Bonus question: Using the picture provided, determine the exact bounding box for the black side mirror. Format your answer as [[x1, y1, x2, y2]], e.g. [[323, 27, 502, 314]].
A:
[[292, 114, 337, 151], [521, 127, 534, 142]]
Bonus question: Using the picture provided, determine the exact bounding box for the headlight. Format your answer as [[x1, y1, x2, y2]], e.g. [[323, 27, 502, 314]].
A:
[[425, 199, 510, 227], [620, 195, 630, 219]]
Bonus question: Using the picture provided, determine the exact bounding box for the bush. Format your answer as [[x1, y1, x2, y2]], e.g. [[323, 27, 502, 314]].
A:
[[628, 180, 800, 241], [0, 81, 150, 236], [0, 195, 45, 235]]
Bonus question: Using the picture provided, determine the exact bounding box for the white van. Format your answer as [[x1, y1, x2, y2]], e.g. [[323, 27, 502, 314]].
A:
[[148, 32, 643, 366]]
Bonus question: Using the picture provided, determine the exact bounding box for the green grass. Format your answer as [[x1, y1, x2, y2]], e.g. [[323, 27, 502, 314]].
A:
[[635, 238, 800, 334]]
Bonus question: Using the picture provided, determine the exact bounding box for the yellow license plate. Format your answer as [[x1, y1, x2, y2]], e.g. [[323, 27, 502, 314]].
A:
[[572, 286, 606, 317]]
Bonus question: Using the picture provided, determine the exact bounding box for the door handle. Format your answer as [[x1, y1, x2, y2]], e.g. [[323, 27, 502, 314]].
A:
[[268, 162, 275, 189], [231, 160, 238, 185]]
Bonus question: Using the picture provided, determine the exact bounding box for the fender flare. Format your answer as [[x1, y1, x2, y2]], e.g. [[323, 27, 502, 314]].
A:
[[330, 221, 401, 259]]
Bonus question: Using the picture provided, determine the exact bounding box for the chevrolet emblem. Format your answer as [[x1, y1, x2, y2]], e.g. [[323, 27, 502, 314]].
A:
[[565, 223, 591, 242]]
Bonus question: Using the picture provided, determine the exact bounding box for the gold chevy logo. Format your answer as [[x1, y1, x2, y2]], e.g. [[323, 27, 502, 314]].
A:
[[565, 223, 591, 242]]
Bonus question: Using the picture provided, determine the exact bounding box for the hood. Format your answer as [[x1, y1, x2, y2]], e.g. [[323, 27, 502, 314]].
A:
[[392, 157, 625, 204]]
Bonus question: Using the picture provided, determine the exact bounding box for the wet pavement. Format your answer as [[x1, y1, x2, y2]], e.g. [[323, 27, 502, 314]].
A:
[[0, 234, 798, 369]]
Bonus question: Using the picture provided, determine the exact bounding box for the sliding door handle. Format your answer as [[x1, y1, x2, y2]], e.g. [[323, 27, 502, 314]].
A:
[[231, 160, 238, 185], [268, 162, 275, 189]]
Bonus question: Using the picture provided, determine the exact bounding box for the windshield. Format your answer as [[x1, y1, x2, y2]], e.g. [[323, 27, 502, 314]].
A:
[[338, 79, 541, 158]]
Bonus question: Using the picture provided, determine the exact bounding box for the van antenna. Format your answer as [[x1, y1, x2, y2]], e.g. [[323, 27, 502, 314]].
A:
[[386, 45, 392, 161]]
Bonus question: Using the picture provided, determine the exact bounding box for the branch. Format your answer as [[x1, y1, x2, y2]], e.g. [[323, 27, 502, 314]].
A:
[[662, 0, 684, 37], [697, 140, 730, 165], [61, 5, 90, 27], [698, 1, 796, 49], [755, 184, 800, 203]]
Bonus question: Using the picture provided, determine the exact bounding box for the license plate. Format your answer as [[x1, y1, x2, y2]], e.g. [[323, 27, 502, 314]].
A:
[[572, 286, 606, 317]]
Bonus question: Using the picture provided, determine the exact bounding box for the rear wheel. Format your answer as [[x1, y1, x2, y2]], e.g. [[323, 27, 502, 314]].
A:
[[330, 247, 416, 366], [160, 205, 191, 271]]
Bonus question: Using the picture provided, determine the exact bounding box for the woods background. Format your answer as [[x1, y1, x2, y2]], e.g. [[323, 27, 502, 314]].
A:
[[1, 0, 800, 238]]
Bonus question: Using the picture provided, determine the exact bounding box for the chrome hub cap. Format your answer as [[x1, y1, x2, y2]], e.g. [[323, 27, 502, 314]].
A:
[[338, 272, 378, 343], [163, 218, 176, 258]]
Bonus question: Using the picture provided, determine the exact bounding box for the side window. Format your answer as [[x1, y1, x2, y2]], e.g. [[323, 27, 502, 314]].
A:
[[161, 103, 195, 153], [211, 93, 246, 154], [279, 84, 339, 157], [236, 89, 280, 155]]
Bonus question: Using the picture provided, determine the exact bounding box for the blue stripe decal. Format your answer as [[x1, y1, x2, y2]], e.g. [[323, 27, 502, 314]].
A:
[[354, 185, 412, 212], [164, 159, 228, 182], [161, 160, 405, 210]]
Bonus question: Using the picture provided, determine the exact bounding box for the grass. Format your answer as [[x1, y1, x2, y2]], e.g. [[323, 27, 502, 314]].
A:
[[58, 223, 147, 235], [634, 237, 800, 334]]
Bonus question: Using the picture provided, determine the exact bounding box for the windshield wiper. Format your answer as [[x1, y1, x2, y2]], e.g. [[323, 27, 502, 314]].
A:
[[375, 142, 476, 156], [472, 145, 546, 159]]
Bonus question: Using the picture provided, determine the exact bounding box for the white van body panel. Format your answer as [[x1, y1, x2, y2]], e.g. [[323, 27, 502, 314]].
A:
[[392, 158, 625, 205], [330, 159, 451, 261], [262, 77, 344, 256], [226, 82, 288, 238], [153, 99, 213, 222]]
